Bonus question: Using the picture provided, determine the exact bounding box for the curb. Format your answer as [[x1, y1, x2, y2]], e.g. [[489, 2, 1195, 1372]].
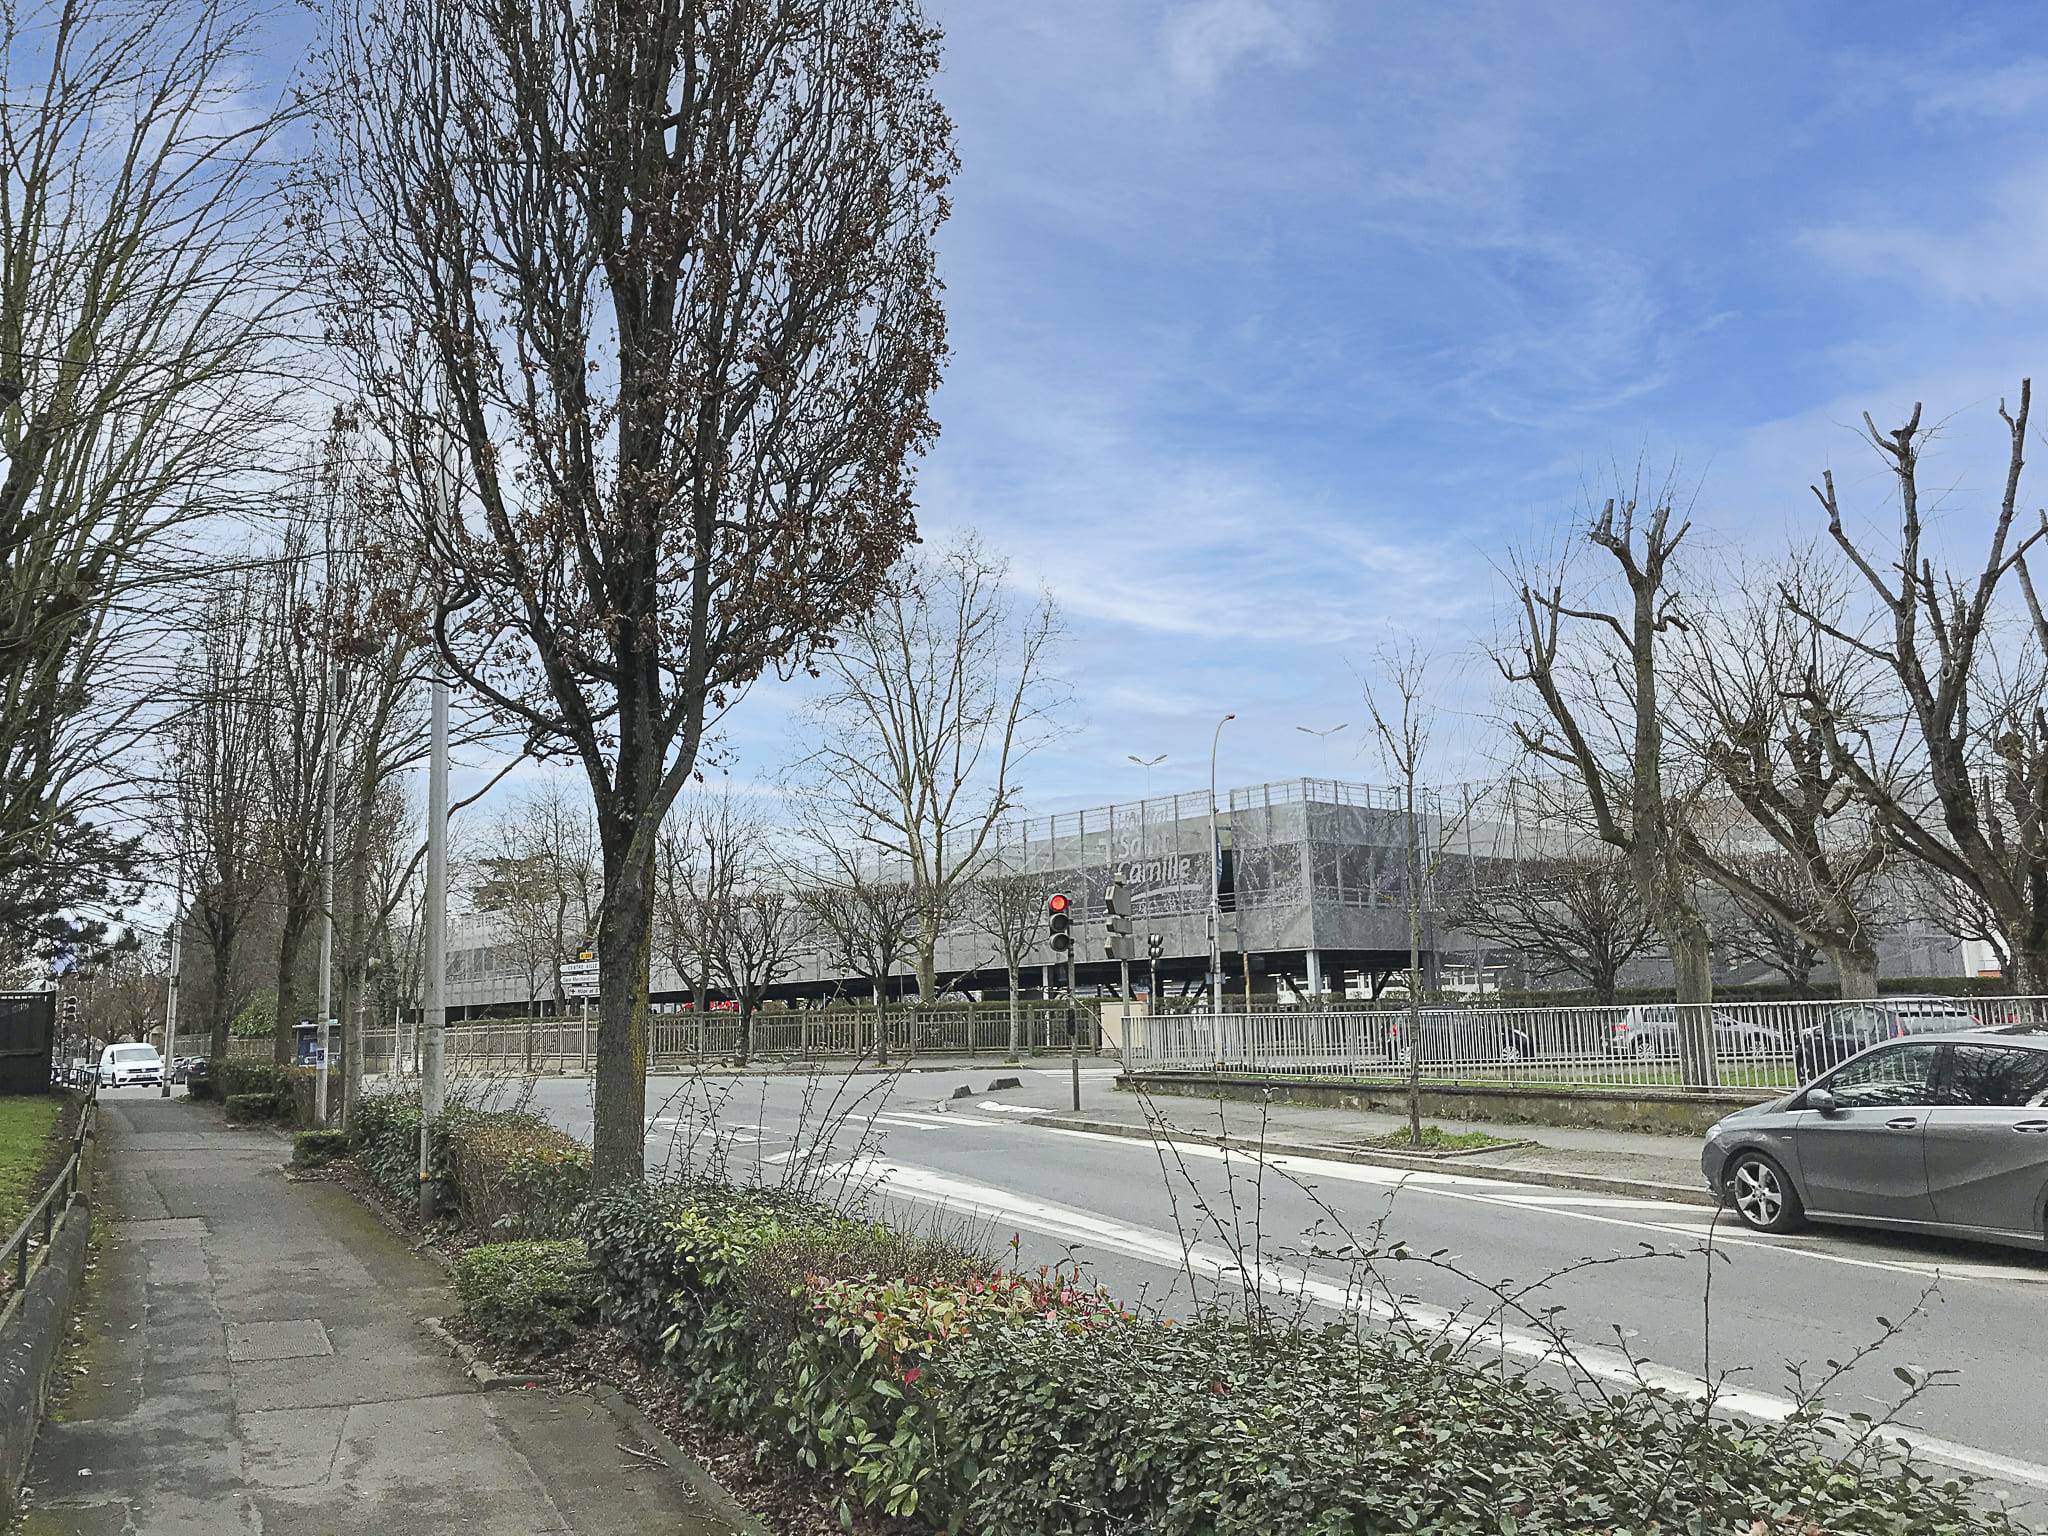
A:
[[587, 1381, 772, 1536], [1038, 1115, 1717, 1207], [420, 1315, 546, 1391]]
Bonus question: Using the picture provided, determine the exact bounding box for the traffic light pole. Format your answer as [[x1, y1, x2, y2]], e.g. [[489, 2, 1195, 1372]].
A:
[[1066, 948, 1079, 1112]]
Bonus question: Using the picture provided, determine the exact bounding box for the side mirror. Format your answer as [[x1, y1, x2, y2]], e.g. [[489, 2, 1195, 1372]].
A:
[[1806, 1087, 1837, 1115]]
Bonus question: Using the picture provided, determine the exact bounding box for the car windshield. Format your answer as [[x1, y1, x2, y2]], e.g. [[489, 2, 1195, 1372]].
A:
[[109, 1047, 157, 1063]]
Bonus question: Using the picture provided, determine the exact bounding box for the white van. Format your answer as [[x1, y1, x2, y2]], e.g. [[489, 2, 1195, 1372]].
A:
[[99, 1043, 164, 1089]]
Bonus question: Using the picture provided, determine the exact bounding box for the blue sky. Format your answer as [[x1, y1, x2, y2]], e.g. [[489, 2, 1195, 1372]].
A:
[[506, 2, 2048, 817]]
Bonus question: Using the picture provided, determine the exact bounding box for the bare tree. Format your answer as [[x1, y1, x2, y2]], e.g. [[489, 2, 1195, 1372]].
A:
[[257, 508, 346, 1066], [162, 572, 272, 1068], [0, 0, 295, 946], [796, 852, 918, 1062], [1672, 571, 1888, 997], [655, 792, 753, 1019], [1448, 855, 1657, 1004], [315, 0, 953, 1185], [1792, 383, 2048, 991], [1499, 482, 1718, 1081], [1363, 643, 1461, 1148], [1707, 863, 1826, 988], [971, 859, 1050, 1059], [709, 883, 803, 1066], [795, 536, 1062, 1001]]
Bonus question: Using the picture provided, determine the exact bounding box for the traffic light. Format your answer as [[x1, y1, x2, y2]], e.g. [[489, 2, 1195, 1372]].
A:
[[1105, 877, 1134, 960], [1047, 893, 1071, 954], [60, 996, 79, 1025], [1147, 933, 1163, 961]]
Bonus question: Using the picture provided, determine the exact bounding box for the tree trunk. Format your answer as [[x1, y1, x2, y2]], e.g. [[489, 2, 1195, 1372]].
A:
[[735, 998, 752, 1067], [592, 841, 653, 1190], [915, 915, 939, 1005], [1006, 963, 1022, 1060], [209, 939, 234, 1067], [1589, 963, 1620, 1007], [2014, 934, 2048, 998], [1827, 942, 1879, 1001], [274, 908, 311, 1067], [1663, 914, 1716, 1087]]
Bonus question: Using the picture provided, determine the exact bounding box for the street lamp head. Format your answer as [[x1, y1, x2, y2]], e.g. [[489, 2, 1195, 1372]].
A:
[[1223, 712, 1236, 723]]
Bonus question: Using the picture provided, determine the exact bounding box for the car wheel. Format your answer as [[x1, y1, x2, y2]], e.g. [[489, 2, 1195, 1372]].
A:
[[1631, 1035, 1660, 1060], [1723, 1151, 1804, 1234], [1498, 1032, 1530, 1062]]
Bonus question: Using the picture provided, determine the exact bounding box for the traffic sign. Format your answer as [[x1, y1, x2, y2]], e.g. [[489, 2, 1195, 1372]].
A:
[[561, 959, 599, 999]]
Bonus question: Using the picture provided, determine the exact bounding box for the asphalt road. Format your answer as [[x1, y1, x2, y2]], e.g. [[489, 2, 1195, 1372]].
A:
[[498, 1063, 2048, 1508]]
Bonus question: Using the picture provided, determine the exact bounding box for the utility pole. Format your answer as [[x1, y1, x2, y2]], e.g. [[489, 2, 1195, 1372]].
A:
[[160, 895, 182, 1098], [420, 452, 452, 1221], [316, 659, 338, 1127]]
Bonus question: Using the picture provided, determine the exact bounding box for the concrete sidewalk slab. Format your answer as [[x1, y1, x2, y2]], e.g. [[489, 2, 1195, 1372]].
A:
[[20, 1094, 743, 1536]]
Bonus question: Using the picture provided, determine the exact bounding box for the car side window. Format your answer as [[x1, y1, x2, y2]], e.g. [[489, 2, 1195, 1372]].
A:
[[1824, 1042, 1940, 1108], [1943, 1044, 2048, 1108]]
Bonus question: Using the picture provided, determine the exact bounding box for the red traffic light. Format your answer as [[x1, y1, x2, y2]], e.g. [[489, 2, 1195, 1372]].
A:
[[1047, 893, 1069, 914]]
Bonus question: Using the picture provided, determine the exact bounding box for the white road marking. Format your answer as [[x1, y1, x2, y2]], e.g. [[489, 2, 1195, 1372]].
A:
[[852, 1156, 2048, 1494], [1011, 1122, 2045, 1287], [977, 1101, 1050, 1115]]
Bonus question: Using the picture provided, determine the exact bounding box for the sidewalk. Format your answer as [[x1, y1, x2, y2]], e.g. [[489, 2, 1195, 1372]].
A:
[[22, 1095, 741, 1536], [1023, 1079, 1715, 1203]]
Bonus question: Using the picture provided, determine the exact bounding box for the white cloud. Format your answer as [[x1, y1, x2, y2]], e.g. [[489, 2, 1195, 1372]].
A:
[[1161, 0, 1312, 94], [1797, 160, 2048, 306]]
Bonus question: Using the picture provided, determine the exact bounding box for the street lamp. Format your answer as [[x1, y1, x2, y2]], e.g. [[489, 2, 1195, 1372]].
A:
[[1208, 713, 1235, 1053], [1296, 722, 1349, 784], [1126, 752, 1166, 799]]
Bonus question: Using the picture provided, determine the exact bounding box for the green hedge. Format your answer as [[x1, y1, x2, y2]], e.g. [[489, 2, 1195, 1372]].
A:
[[292, 1130, 350, 1167], [350, 1090, 590, 1235], [578, 1181, 2020, 1535], [454, 1240, 596, 1353], [223, 1093, 276, 1124], [214, 1062, 315, 1126]]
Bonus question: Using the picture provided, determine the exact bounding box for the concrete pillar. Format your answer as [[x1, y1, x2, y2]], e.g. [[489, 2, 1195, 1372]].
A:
[[1305, 950, 1325, 1000]]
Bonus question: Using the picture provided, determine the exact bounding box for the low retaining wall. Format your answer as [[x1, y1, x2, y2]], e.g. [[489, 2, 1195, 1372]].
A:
[[1120, 1071, 1773, 1135], [0, 1197, 92, 1521]]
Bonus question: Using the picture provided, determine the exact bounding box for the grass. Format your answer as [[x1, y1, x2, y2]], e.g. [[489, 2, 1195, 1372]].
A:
[[1356, 1124, 1518, 1153], [0, 1096, 65, 1237]]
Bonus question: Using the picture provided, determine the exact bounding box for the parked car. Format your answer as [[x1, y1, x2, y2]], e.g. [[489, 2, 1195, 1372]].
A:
[[98, 1043, 164, 1089], [184, 1057, 212, 1093], [1381, 1010, 1535, 1065], [1703, 1027, 2048, 1250], [1793, 997, 1979, 1080], [1605, 1005, 1783, 1060]]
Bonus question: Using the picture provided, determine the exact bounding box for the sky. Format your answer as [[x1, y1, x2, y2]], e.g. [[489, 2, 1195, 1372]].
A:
[[479, 1, 2048, 819]]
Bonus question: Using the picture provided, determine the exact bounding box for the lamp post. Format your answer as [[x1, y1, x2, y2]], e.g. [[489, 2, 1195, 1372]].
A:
[[1295, 722, 1348, 785], [1207, 713, 1235, 1062], [1125, 752, 1166, 800]]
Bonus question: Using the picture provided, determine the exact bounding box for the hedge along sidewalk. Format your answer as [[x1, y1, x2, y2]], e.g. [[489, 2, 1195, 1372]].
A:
[[23, 1093, 743, 1536], [570, 1178, 2028, 1536], [1030, 1080, 1716, 1203]]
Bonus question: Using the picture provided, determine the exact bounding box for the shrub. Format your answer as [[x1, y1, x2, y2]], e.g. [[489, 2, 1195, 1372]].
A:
[[349, 1091, 590, 1236], [223, 1093, 276, 1124], [350, 1091, 427, 1204], [577, 1182, 2024, 1536], [446, 1110, 589, 1237], [229, 994, 276, 1038], [453, 1239, 597, 1354], [292, 1129, 350, 1167], [214, 1062, 315, 1125]]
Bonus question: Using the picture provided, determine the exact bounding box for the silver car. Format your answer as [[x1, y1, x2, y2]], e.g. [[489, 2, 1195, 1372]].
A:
[[1701, 1028, 2048, 1251]]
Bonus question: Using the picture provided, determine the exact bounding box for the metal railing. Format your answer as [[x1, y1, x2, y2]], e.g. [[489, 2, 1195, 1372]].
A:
[[361, 1002, 1104, 1077], [2, 1098, 94, 1295], [1122, 995, 2048, 1096]]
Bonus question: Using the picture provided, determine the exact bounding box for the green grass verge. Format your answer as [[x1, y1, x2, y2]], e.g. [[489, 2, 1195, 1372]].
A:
[[1356, 1124, 1518, 1153], [0, 1096, 64, 1236]]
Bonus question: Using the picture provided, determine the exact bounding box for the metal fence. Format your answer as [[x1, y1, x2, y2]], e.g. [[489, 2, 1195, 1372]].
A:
[[360, 1002, 1104, 1078], [1122, 994, 2048, 1096]]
